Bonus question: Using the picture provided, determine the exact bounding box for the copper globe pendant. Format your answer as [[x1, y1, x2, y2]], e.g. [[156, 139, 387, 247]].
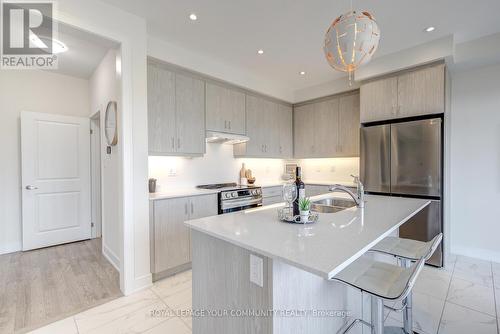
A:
[[323, 10, 380, 84]]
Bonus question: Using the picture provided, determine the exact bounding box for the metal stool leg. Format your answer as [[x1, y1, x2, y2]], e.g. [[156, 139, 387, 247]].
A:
[[401, 258, 413, 334], [371, 296, 384, 334]]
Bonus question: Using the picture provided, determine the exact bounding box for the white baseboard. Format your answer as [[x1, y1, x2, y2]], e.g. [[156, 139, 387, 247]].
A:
[[124, 273, 153, 296], [451, 245, 500, 263], [0, 241, 22, 255], [102, 243, 121, 271]]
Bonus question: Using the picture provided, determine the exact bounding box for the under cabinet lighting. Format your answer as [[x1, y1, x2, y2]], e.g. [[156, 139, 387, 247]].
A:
[[189, 13, 197, 21], [257, 49, 264, 55], [425, 26, 435, 32]]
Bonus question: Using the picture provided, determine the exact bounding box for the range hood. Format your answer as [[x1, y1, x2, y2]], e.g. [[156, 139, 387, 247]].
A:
[[205, 131, 249, 145]]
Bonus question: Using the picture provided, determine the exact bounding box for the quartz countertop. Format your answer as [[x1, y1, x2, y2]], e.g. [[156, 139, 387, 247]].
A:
[[185, 193, 430, 279], [149, 180, 356, 201]]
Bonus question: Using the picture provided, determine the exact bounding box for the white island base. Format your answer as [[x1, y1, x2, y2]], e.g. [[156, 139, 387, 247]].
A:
[[192, 230, 364, 334]]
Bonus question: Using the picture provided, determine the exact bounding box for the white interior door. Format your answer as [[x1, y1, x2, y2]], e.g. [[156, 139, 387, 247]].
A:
[[21, 111, 91, 251]]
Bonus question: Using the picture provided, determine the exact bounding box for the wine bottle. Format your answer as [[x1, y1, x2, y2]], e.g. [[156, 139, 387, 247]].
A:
[[293, 167, 305, 216]]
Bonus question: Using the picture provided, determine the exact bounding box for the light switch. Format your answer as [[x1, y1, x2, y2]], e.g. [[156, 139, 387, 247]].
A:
[[250, 254, 263, 287]]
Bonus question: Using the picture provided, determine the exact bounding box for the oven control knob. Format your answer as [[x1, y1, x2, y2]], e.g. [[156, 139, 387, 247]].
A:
[[224, 192, 231, 199], [231, 192, 237, 198]]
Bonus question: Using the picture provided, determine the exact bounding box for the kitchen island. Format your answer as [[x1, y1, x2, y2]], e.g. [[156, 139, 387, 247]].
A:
[[185, 193, 430, 334]]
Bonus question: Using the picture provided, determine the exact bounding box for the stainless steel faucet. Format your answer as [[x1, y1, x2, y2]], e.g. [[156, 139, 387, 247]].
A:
[[329, 176, 365, 208]]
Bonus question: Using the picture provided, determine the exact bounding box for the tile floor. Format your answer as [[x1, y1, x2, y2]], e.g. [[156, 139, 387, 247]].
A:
[[28, 254, 500, 334]]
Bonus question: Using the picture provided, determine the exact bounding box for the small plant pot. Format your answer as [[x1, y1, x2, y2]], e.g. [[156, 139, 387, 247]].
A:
[[300, 210, 310, 222]]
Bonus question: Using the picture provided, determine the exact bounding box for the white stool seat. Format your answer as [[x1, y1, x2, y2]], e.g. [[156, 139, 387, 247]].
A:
[[371, 233, 443, 261], [334, 255, 424, 301]]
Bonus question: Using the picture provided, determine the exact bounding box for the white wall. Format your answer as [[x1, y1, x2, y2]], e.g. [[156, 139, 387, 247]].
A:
[[57, 0, 151, 295], [89, 49, 121, 270], [149, 144, 360, 191], [0, 70, 90, 254], [449, 63, 500, 262], [298, 158, 360, 184], [149, 144, 285, 191]]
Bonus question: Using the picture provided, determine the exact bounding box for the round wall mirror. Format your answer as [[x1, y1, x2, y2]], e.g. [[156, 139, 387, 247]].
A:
[[105, 101, 118, 146]]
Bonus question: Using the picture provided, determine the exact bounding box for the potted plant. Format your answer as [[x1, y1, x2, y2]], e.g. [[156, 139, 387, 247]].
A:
[[299, 197, 311, 222]]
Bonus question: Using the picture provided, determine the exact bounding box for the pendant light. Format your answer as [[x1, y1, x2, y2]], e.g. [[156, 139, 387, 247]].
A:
[[323, 2, 380, 84]]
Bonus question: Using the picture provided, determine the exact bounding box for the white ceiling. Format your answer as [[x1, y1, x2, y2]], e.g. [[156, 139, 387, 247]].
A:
[[52, 23, 119, 79], [101, 0, 500, 91]]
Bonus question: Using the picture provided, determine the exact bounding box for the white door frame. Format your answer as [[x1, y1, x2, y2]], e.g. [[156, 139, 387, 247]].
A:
[[57, 2, 151, 295], [90, 111, 102, 239]]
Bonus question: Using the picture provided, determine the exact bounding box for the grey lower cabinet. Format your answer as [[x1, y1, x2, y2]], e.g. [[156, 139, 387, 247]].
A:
[[150, 194, 217, 280], [234, 95, 293, 158], [205, 82, 246, 135], [294, 91, 360, 158], [148, 60, 206, 156], [262, 186, 283, 205]]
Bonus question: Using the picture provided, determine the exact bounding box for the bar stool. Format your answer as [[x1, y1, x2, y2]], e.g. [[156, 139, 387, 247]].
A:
[[331, 234, 442, 334], [370, 233, 443, 334]]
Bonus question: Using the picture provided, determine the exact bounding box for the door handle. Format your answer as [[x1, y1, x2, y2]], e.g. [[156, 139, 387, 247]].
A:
[[25, 185, 38, 190], [191, 202, 194, 215]]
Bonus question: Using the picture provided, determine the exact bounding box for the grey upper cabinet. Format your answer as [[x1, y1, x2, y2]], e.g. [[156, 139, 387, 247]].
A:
[[360, 63, 445, 123], [206, 83, 246, 135], [148, 63, 176, 154], [294, 92, 360, 159], [360, 76, 398, 123], [293, 104, 314, 158], [234, 95, 293, 158], [278, 104, 293, 158], [338, 93, 360, 157], [397, 64, 445, 118], [175, 73, 206, 155], [147, 61, 206, 156], [314, 98, 339, 158]]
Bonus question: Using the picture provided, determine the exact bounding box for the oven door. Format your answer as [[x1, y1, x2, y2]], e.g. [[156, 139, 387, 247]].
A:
[[219, 197, 262, 214]]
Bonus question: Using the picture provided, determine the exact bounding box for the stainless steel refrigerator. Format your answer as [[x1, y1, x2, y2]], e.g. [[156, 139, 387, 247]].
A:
[[360, 118, 443, 266]]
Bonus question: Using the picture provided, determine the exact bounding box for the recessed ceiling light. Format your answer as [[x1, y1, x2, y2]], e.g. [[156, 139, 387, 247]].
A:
[[425, 26, 435, 32], [299, 71, 306, 75], [257, 49, 264, 55], [189, 13, 197, 21]]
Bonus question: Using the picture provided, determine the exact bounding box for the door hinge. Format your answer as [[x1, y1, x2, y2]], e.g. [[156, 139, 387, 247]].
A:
[[91, 222, 95, 227]]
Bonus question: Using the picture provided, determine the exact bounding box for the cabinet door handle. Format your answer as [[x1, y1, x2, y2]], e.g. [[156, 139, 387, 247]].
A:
[[185, 203, 188, 215], [228, 120, 231, 129], [177, 138, 181, 149], [191, 202, 194, 215], [224, 120, 227, 129], [171, 137, 175, 149]]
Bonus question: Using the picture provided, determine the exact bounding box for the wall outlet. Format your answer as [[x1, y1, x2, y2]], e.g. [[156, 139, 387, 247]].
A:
[[250, 254, 263, 287]]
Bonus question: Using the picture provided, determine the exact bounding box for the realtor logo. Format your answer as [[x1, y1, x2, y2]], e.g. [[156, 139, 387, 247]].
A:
[[1, 1, 58, 69]]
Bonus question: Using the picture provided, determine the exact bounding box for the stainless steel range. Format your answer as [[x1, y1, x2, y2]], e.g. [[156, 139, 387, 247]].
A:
[[196, 183, 262, 214]]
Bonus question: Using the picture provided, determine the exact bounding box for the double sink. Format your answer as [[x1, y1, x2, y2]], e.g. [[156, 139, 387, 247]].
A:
[[310, 198, 356, 213]]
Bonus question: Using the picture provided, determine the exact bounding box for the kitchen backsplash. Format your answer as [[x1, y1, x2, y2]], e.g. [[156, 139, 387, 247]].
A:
[[148, 144, 359, 192]]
